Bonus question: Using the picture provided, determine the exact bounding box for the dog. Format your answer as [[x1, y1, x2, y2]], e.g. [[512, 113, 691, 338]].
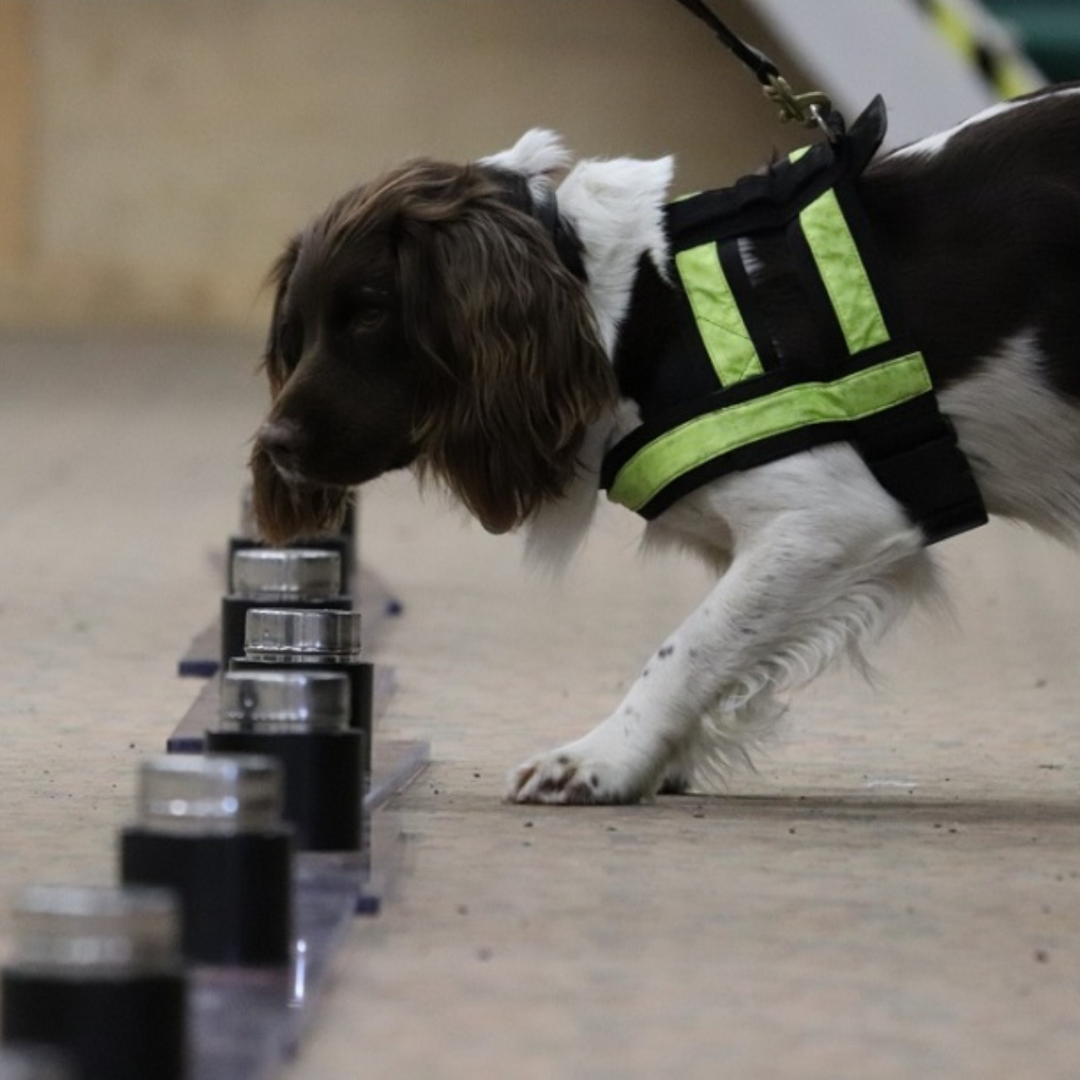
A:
[[251, 83, 1080, 805]]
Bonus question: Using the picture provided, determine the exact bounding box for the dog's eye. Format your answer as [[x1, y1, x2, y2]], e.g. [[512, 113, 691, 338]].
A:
[[351, 306, 387, 334], [331, 284, 390, 340]]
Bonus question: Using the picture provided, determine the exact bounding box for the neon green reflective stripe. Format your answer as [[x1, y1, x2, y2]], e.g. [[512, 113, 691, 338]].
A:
[[675, 243, 764, 387], [608, 352, 932, 512], [799, 187, 890, 355]]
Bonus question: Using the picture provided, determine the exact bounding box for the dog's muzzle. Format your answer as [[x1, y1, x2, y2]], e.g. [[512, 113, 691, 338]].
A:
[[257, 420, 307, 484]]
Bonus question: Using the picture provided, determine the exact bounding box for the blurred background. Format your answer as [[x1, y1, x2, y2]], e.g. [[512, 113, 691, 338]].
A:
[[0, 0, 1075, 335]]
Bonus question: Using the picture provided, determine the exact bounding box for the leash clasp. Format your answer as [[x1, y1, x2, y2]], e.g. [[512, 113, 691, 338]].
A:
[[763, 75, 838, 142]]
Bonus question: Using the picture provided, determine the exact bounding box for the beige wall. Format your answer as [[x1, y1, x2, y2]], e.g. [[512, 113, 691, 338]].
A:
[[0, 0, 810, 331]]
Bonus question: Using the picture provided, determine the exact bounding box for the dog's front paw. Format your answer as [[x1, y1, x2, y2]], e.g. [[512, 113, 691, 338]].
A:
[[505, 742, 651, 805]]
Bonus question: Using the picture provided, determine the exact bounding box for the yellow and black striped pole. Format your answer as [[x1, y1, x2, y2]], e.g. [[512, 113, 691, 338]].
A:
[[915, 0, 1044, 100]]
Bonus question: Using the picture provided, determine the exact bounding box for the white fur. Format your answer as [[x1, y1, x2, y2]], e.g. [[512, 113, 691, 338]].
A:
[[521, 407, 620, 573], [479, 128, 573, 202], [941, 330, 1080, 541], [736, 236, 765, 285], [554, 153, 674, 355], [499, 128, 1080, 804]]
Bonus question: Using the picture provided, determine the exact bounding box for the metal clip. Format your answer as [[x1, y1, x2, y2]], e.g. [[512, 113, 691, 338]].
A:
[[764, 75, 837, 141]]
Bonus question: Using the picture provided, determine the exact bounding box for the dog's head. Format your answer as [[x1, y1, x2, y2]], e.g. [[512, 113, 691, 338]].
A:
[[251, 130, 616, 544]]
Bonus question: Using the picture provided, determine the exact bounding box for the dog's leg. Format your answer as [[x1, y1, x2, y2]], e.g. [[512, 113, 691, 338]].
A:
[[508, 455, 935, 804]]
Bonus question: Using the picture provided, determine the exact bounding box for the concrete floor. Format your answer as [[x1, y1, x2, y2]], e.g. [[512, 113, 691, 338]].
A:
[[1, 333, 1079, 1079]]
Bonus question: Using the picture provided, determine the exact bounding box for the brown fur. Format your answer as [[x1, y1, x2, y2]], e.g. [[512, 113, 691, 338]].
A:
[[249, 442, 352, 544], [251, 158, 616, 543]]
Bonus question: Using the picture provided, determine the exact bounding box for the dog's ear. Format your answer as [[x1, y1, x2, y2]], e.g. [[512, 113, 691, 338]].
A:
[[261, 235, 301, 397], [479, 129, 572, 202], [396, 171, 615, 534]]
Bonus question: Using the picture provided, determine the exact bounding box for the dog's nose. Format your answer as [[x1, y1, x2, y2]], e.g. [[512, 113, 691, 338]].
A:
[[258, 420, 304, 471]]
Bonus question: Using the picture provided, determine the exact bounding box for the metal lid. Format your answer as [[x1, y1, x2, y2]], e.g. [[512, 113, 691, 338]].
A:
[[136, 753, 284, 834], [244, 608, 362, 661], [9, 884, 181, 975], [220, 670, 351, 732], [0, 1048, 74, 1080], [230, 548, 342, 600]]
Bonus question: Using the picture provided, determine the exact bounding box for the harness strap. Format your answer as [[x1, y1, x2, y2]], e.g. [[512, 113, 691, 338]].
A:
[[607, 353, 932, 512], [797, 170, 890, 355], [674, 242, 764, 386]]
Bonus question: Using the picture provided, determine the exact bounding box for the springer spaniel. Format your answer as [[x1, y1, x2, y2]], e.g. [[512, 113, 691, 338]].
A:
[[251, 84, 1080, 804]]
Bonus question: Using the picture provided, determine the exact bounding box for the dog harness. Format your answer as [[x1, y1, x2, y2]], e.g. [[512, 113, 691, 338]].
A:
[[600, 97, 987, 545]]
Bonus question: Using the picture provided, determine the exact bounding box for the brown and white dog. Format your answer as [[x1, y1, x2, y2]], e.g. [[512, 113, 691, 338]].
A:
[[251, 84, 1080, 804]]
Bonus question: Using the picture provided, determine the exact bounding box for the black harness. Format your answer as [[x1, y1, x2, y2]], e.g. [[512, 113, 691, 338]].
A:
[[597, 98, 987, 545]]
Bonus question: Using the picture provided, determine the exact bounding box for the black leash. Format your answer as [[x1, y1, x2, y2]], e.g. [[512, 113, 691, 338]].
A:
[[672, 0, 843, 141]]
